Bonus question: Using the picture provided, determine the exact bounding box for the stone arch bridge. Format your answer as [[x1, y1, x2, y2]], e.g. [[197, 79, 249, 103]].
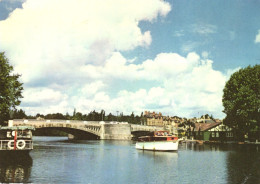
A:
[[9, 119, 164, 140]]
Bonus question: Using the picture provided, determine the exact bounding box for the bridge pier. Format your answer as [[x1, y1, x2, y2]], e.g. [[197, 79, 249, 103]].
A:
[[100, 124, 132, 140], [68, 134, 74, 140]]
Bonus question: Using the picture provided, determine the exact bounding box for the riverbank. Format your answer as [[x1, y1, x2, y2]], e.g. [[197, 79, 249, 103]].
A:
[[180, 139, 260, 145]]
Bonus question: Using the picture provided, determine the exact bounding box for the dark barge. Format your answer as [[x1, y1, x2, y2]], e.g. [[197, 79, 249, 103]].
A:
[[0, 126, 34, 156]]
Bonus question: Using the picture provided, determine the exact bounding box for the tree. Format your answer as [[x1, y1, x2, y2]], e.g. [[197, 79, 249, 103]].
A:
[[130, 112, 135, 124], [107, 113, 114, 121], [12, 109, 27, 119], [222, 65, 260, 140], [0, 52, 23, 125], [100, 109, 105, 121]]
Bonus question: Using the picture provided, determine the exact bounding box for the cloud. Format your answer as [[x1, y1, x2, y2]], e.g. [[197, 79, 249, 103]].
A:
[[0, 0, 231, 118], [80, 81, 106, 98], [31, 51, 228, 118], [1, 0, 25, 2], [173, 30, 184, 37], [0, 0, 171, 83], [181, 41, 200, 53], [21, 87, 69, 114], [201, 51, 209, 59], [18, 50, 229, 118], [192, 23, 217, 35], [255, 30, 260, 43]]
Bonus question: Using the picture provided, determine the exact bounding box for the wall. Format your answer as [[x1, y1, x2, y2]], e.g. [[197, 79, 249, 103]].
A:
[[100, 124, 132, 140]]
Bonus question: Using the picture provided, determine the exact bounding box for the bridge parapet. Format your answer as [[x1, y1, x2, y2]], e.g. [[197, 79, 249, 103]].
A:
[[10, 119, 102, 137]]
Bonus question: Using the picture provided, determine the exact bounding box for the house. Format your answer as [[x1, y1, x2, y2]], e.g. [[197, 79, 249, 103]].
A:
[[187, 121, 235, 142], [144, 111, 179, 134], [144, 111, 164, 126]]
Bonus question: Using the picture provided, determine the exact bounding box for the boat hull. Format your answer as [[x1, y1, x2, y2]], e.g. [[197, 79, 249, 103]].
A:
[[136, 141, 178, 151], [0, 150, 31, 157]]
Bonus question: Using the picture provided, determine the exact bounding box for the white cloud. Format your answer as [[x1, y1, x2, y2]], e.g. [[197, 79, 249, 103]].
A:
[[80, 81, 106, 98], [201, 51, 209, 59], [0, 0, 170, 83], [0, 0, 232, 118], [192, 23, 217, 35], [51, 51, 228, 118], [17, 49, 230, 118], [21, 87, 69, 115], [181, 41, 200, 53], [173, 30, 184, 37], [255, 30, 260, 43]]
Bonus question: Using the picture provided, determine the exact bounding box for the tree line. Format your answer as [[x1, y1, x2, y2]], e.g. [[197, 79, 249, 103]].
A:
[[11, 108, 144, 124]]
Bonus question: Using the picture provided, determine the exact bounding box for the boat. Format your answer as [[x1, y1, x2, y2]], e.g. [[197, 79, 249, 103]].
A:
[[0, 126, 35, 156], [135, 131, 178, 151]]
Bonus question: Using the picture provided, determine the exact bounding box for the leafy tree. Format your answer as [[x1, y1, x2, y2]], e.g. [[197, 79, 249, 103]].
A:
[[222, 65, 260, 140], [130, 112, 135, 124], [0, 52, 23, 125], [100, 109, 105, 121], [73, 108, 76, 117], [74, 112, 83, 120], [65, 112, 70, 120], [12, 109, 27, 119], [107, 113, 114, 121], [45, 113, 66, 120]]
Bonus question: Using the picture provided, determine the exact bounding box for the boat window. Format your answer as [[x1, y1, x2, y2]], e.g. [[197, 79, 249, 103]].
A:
[[0, 131, 7, 138], [17, 130, 32, 138], [6, 131, 12, 138]]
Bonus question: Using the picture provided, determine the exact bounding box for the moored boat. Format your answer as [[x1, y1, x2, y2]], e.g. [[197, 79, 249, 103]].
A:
[[135, 131, 178, 151], [0, 126, 35, 156]]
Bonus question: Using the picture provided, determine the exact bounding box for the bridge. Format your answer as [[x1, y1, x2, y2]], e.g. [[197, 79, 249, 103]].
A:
[[8, 119, 164, 140]]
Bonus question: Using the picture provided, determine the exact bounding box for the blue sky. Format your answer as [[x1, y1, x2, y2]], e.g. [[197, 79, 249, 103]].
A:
[[138, 0, 260, 70], [0, 0, 259, 118]]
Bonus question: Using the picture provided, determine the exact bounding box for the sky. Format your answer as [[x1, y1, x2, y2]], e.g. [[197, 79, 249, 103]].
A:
[[0, 0, 259, 118]]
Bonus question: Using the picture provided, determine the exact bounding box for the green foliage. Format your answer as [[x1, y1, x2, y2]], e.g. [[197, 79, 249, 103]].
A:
[[222, 65, 260, 139], [45, 113, 66, 120], [12, 109, 27, 119], [200, 114, 214, 120], [0, 52, 23, 125], [18, 109, 143, 124]]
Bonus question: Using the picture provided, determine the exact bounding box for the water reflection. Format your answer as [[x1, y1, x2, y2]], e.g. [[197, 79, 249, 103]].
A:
[[227, 145, 260, 184], [0, 154, 32, 183], [137, 150, 178, 159], [182, 142, 247, 152], [182, 142, 260, 184]]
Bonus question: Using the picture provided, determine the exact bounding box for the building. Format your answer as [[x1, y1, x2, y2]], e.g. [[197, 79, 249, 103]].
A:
[[187, 121, 235, 142], [144, 111, 164, 126], [144, 111, 179, 135]]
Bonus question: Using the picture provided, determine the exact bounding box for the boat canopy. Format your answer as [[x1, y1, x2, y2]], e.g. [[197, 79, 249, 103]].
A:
[[0, 126, 35, 131]]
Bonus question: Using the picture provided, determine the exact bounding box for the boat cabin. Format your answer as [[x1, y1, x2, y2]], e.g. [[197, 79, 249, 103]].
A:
[[138, 131, 178, 142], [0, 126, 35, 151]]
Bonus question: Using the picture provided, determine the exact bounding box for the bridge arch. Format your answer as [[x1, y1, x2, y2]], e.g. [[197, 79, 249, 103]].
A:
[[9, 119, 102, 140], [35, 127, 100, 140]]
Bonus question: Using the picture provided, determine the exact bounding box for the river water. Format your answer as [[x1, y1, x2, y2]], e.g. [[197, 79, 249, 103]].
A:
[[0, 136, 259, 184]]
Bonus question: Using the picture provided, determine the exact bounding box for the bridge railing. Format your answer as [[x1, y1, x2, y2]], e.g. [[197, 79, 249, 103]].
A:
[[11, 119, 101, 124], [10, 119, 103, 136]]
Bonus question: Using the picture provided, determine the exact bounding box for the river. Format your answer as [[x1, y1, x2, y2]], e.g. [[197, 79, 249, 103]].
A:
[[0, 136, 259, 183]]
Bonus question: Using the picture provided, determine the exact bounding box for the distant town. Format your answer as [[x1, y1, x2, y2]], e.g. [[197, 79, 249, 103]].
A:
[[9, 109, 260, 143]]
